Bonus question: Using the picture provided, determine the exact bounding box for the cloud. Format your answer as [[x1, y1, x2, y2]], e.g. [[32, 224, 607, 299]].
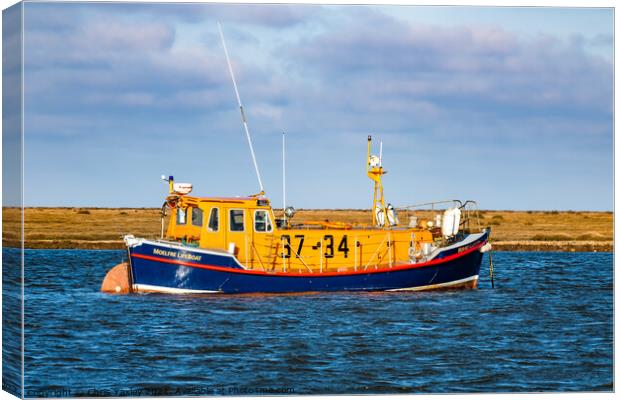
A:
[[25, 18, 175, 66], [202, 3, 319, 28], [270, 8, 612, 145], [78, 20, 175, 52], [23, 4, 612, 136], [19, 3, 613, 209], [24, 10, 237, 117]]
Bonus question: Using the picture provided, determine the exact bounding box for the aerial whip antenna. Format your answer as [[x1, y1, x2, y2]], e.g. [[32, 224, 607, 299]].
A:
[[282, 131, 286, 225], [218, 22, 265, 195]]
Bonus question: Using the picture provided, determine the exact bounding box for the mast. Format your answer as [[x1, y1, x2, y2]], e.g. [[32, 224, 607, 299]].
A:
[[367, 135, 387, 227], [218, 22, 265, 196]]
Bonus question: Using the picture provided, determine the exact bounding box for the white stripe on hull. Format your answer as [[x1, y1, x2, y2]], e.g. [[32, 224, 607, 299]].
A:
[[134, 276, 478, 294], [133, 284, 219, 294], [386, 275, 479, 292]]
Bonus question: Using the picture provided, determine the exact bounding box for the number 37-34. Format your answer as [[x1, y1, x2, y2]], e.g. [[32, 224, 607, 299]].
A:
[[280, 234, 350, 259]]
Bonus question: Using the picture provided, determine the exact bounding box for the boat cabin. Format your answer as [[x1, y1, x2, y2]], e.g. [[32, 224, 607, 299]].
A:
[[162, 192, 450, 273], [165, 195, 276, 255], [159, 136, 481, 273]]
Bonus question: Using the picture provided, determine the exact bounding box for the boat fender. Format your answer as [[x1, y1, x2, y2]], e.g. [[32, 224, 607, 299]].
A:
[[480, 243, 492, 253], [441, 207, 461, 238], [386, 203, 399, 226], [101, 262, 131, 294], [375, 206, 385, 227]]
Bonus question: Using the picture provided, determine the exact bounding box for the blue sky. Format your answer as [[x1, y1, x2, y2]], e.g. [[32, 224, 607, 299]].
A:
[[18, 3, 613, 210]]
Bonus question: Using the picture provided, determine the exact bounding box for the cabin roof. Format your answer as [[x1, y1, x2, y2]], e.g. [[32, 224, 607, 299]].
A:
[[171, 195, 271, 206]]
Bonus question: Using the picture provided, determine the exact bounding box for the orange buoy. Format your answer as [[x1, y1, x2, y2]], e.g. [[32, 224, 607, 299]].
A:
[[101, 262, 132, 294]]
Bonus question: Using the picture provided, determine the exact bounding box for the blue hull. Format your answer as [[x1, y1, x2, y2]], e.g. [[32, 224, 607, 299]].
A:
[[126, 232, 489, 294]]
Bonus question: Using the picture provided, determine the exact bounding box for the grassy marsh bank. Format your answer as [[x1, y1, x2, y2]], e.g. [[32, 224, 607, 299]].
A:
[[2, 207, 613, 252]]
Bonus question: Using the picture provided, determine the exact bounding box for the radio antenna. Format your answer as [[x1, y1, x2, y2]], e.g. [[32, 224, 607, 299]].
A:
[[282, 131, 286, 225], [218, 22, 265, 195]]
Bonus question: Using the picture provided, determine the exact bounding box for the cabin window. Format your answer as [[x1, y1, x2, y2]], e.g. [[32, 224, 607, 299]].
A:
[[176, 208, 187, 225], [207, 208, 219, 232], [229, 209, 245, 232], [191, 207, 203, 227], [254, 210, 273, 232]]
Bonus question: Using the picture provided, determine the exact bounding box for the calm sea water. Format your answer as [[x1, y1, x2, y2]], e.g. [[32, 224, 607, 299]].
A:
[[4, 249, 614, 396]]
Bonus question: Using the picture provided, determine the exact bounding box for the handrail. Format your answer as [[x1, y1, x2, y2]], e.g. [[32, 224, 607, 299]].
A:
[[396, 198, 483, 234], [397, 199, 462, 210], [250, 241, 266, 271], [172, 221, 483, 273], [287, 243, 313, 273], [364, 234, 389, 270], [297, 220, 353, 229], [459, 200, 478, 209], [251, 235, 421, 273]]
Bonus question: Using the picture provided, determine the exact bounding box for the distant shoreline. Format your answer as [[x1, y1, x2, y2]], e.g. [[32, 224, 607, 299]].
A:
[[2, 241, 612, 253], [2, 242, 612, 253], [2, 207, 613, 252]]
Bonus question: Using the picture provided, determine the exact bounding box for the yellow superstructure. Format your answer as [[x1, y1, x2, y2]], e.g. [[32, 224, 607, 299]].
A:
[[164, 193, 435, 273], [160, 136, 479, 273]]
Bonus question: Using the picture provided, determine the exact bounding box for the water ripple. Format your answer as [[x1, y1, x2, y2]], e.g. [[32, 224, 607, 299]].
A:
[[5, 250, 612, 395]]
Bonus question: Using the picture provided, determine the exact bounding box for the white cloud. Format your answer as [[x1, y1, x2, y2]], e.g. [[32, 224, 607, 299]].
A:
[[20, 3, 613, 209]]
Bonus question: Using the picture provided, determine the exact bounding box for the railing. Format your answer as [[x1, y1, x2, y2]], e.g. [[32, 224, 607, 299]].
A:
[[197, 199, 485, 274], [459, 200, 483, 234], [241, 232, 414, 274], [397, 199, 482, 235]]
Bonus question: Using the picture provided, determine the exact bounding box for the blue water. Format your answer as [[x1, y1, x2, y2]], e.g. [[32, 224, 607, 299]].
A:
[[5, 250, 614, 396]]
